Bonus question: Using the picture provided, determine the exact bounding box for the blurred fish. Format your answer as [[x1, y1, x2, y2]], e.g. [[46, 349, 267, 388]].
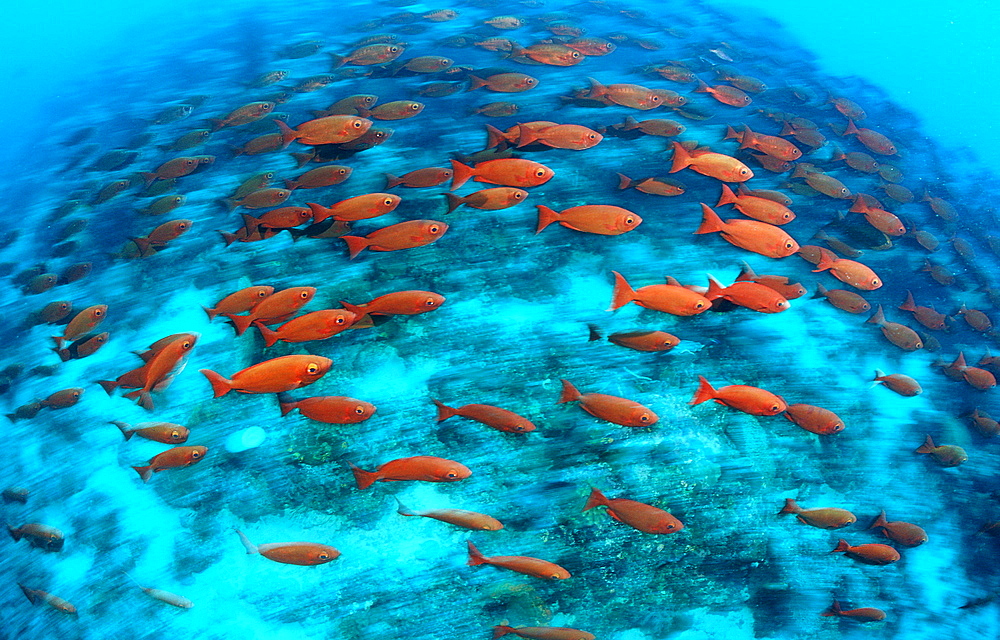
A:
[[254, 309, 361, 347], [670, 143, 752, 182], [915, 435, 967, 467], [493, 626, 594, 640], [111, 420, 189, 443], [132, 445, 207, 482], [433, 399, 535, 433], [278, 394, 376, 424], [821, 599, 885, 622], [868, 510, 927, 547], [466, 541, 569, 579], [8, 523, 64, 551], [235, 529, 339, 565], [223, 286, 315, 335], [350, 456, 471, 488], [123, 573, 193, 609], [609, 271, 710, 316], [583, 487, 683, 533], [396, 500, 502, 530], [587, 325, 679, 352], [341, 290, 445, 316], [830, 539, 899, 565], [782, 404, 844, 435], [307, 193, 401, 222], [695, 204, 798, 258], [201, 355, 331, 396], [778, 499, 855, 528], [535, 204, 640, 235], [558, 379, 657, 427], [19, 585, 76, 615]]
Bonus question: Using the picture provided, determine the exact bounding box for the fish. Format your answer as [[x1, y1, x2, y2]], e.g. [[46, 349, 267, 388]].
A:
[[223, 286, 316, 335], [284, 165, 352, 189], [467, 72, 539, 92], [716, 184, 795, 225], [2, 487, 29, 503], [350, 456, 472, 489], [254, 309, 361, 347], [778, 499, 855, 529], [275, 115, 373, 147], [966, 408, 999, 437], [735, 263, 805, 299], [137, 194, 186, 217], [943, 352, 996, 390], [52, 304, 108, 349], [558, 379, 658, 427], [466, 541, 570, 580], [221, 187, 292, 211], [583, 487, 683, 534], [492, 626, 594, 640], [830, 539, 900, 565], [821, 600, 886, 623], [535, 204, 641, 235], [957, 303, 993, 333], [203, 285, 274, 321], [866, 305, 923, 351], [783, 404, 845, 435], [243, 207, 312, 231], [615, 174, 685, 196], [8, 523, 65, 551], [614, 115, 684, 137], [385, 167, 453, 188], [120, 334, 197, 410], [509, 42, 583, 66], [842, 119, 897, 155], [670, 142, 753, 182], [444, 188, 527, 212], [111, 420, 189, 443], [586, 77, 663, 110], [329, 44, 405, 68], [200, 355, 332, 396], [694, 78, 751, 107], [396, 499, 503, 530], [897, 291, 947, 330], [140, 157, 201, 185], [849, 197, 905, 236], [868, 510, 928, 547], [587, 325, 679, 352], [694, 204, 799, 258], [123, 574, 194, 609], [813, 248, 882, 290], [132, 445, 208, 482], [704, 275, 789, 313], [340, 290, 445, 317], [52, 332, 109, 361], [360, 100, 424, 120], [790, 165, 851, 199], [689, 376, 786, 416], [307, 193, 401, 222], [235, 529, 339, 565], [609, 271, 710, 316], [433, 399, 535, 433], [341, 219, 448, 258], [19, 585, 77, 615], [915, 435, 967, 467], [278, 394, 376, 424], [812, 283, 870, 313], [40, 387, 84, 409], [449, 158, 554, 190], [725, 125, 801, 161], [516, 124, 603, 150]]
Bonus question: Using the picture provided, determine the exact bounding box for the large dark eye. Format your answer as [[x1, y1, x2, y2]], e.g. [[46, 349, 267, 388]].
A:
[[318, 553, 329, 560], [182, 340, 193, 348], [191, 451, 201, 459], [307, 363, 319, 374], [534, 168, 546, 177], [514, 192, 523, 199], [640, 414, 650, 422], [785, 241, 795, 249], [410, 103, 420, 110], [384, 198, 394, 206], [257, 290, 268, 297], [355, 406, 365, 414], [625, 216, 635, 224], [430, 225, 440, 233], [446, 471, 457, 478], [695, 301, 705, 309], [771, 405, 780, 412], [424, 297, 436, 306], [94, 309, 104, 317], [872, 279, 881, 287], [300, 291, 309, 298], [390, 46, 399, 52]]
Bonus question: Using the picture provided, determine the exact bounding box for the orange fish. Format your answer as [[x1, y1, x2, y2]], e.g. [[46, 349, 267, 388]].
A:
[[385, 167, 453, 189], [843, 119, 896, 155], [849, 197, 905, 236], [558, 379, 657, 427], [536, 204, 641, 235], [872, 370, 922, 396], [445, 188, 527, 212], [466, 541, 570, 580], [694, 78, 751, 107], [275, 115, 372, 147], [278, 394, 375, 424], [821, 600, 885, 623], [670, 142, 752, 181], [39, 387, 84, 409], [812, 283, 870, 313], [222, 187, 292, 212], [583, 487, 683, 534], [307, 193, 401, 222], [778, 499, 855, 529], [7, 523, 65, 551], [209, 101, 275, 130], [735, 263, 805, 299], [396, 500, 502, 531], [943, 352, 996, 390], [360, 100, 424, 120], [52, 332, 109, 362], [586, 77, 663, 110], [725, 125, 801, 160], [689, 376, 786, 416], [866, 306, 922, 351], [330, 44, 405, 67], [111, 420, 189, 443], [510, 43, 582, 66], [516, 124, 602, 150], [813, 248, 882, 290], [200, 355, 331, 396], [493, 626, 594, 640], [341, 220, 448, 259], [830, 539, 899, 565], [224, 286, 315, 336], [915, 434, 967, 467], [704, 275, 789, 313], [716, 184, 794, 225], [450, 158, 554, 190], [616, 174, 685, 196], [615, 116, 684, 137], [254, 309, 360, 347], [609, 271, 710, 316], [350, 455, 472, 489], [19, 585, 77, 615], [694, 204, 799, 258], [52, 304, 107, 349], [132, 445, 208, 482], [868, 510, 927, 547], [587, 325, 679, 352], [433, 399, 535, 433], [204, 286, 274, 321], [790, 165, 851, 199], [341, 290, 445, 316], [957, 303, 992, 333], [783, 404, 844, 435], [140, 157, 201, 185], [284, 165, 352, 189], [897, 291, 947, 330], [236, 529, 339, 565], [120, 335, 197, 410], [467, 72, 539, 92]]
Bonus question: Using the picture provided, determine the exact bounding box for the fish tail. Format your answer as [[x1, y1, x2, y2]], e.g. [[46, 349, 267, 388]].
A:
[[587, 324, 602, 342], [277, 393, 297, 416], [515, 124, 540, 148], [615, 172, 634, 190], [915, 434, 935, 454], [341, 235, 370, 259], [778, 498, 801, 515], [831, 539, 850, 553], [274, 119, 298, 149], [869, 510, 889, 530], [395, 497, 416, 517], [898, 290, 917, 312], [140, 172, 158, 187], [609, 270, 636, 311], [432, 399, 458, 422], [704, 274, 725, 300], [350, 463, 378, 489], [583, 487, 609, 512], [621, 115, 639, 130], [290, 152, 313, 168], [535, 205, 560, 234], [235, 528, 259, 554], [282, 179, 297, 190], [811, 248, 837, 272], [5, 413, 18, 422], [465, 74, 487, 91], [483, 124, 506, 150], [492, 626, 516, 638], [693, 78, 710, 93], [199, 368, 233, 398], [8, 525, 21, 541], [779, 121, 795, 136], [466, 540, 488, 566], [19, 584, 39, 605], [723, 124, 741, 141], [811, 283, 829, 298], [668, 140, 691, 173], [848, 197, 868, 214], [821, 599, 843, 617], [225, 313, 255, 336], [132, 465, 154, 483], [738, 127, 758, 151], [53, 348, 70, 362], [97, 380, 120, 395], [443, 193, 465, 214], [557, 379, 582, 404], [203, 306, 218, 321], [218, 231, 238, 247], [306, 202, 331, 224], [694, 203, 725, 235], [219, 197, 238, 212], [449, 159, 473, 190], [585, 76, 606, 99], [736, 261, 756, 282], [843, 119, 860, 136], [689, 376, 716, 406], [254, 321, 280, 348], [51, 336, 65, 350], [110, 421, 133, 440], [865, 305, 885, 326], [130, 236, 153, 256], [383, 173, 402, 189], [716, 184, 738, 207], [327, 53, 346, 69]]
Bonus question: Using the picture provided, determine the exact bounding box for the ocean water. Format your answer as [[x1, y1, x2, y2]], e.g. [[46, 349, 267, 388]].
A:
[[2, 1, 999, 639]]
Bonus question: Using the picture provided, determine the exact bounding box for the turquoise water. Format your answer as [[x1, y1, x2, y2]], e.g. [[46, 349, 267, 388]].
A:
[[2, 1, 999, 639]]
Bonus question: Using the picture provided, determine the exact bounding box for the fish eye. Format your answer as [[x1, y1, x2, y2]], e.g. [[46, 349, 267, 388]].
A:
[[785, 241, 795, 249], [171, 431, 180, 438], [384, 198, 394, 206], [872, 279, 881, 286], [191, 451, 201, 459], [666, 523, 675, 530], [410, 103, 420, 110], [355, 406, 365, 414], [572, 51, 580, 58], [535, 168, 546, 177], [257, 290, 268, 297], [264, 172, 274, 179], [353, 121, 363, 128], [783, 213, 791, 220], [336, 317, 346, 324], [182, 340, 193, 348], [185, 159, 195, 165], [300, 291, 309, 298], [915, 342, 923, 349], [640, 414, 650, 422], [695, 301, 705, 309], [318, 553, 329, 560], [430, 225, 440, 233], [740, 168, 749, 175], [514, 192, 523, 199], [307, 363, 320, 374], [771, 405, 780, 412], [446, 471, 458, 478], [390, 46, 399, 52], [424, 297, 436, 306], [550, 573, 561, 579], [339, 168, 348, 175], [626, 216, 635, 224], [94, 309, 104, 317]]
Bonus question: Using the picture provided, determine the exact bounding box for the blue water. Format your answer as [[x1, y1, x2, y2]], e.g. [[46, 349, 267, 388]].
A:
[[2, 1, 999, 639]]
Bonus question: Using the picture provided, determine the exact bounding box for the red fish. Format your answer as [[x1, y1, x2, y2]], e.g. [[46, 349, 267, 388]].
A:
[[704, 275, 789, 313], [609, 271, 710, 316], [341, 220, 448, 258], [200, 355, 331, 396], [735, 263, 805, 299], [694, 78, 751, 107], [812, 283, 870, 313], [385, 167, 453, 189], [254, 309, 360, 347], [897, 291, 947, 330], [433, 399, 535, 433], [813, 248, 882, 290], [536, 204, 641, 235], [716, 184, 795, 225], [52, 332, 109, 361], [224, 286, 316, 336], [586, 78, 663, 110], [466, 541, 570, 579], [132, 445, 208, 482], [915, 434, 967, 467], [843, 119, 897, 155], [588, 325, 679, 352], [866, 306, 922, 351], [52, 304, 107, 349], [204, 286, 274, 321], [111, 420, 189, 443], [493, 626, 594, 640], [783, 404, 845, 435], [278, 394, 375, 424], [516, 124, 602, 150], [307, 194, 401, 223], [872, 370, 922, 396], [830, 539, 899, 565], [445, 188, 527, 212], [616, 174, 685, 196], [275, 115, 372, 147], [778, 499, 855, 528], [821, 599, 886, 623], [123, 574, 193, 609], [849, 197, 905, 236], [689, 376, 785, 416], [350, 456, 471, 488], [467, 72, 539, 92], [868, 510, 927, 547], [396, 500, 503, 531], [236, 529, 339, 565], [583, 487, 683, 534], [450, 158, 553, 190], [670, 141, 752, 182], [694, 204, 799, 258], [558, 379, 657, 427], [341, 290, 445, 316]]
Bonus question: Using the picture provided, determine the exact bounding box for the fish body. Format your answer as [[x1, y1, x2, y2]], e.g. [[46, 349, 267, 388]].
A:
[[609, 271, 709, 316], [236, 529, 339, 565], [396, 501, 502, 530], [224, 286, 316, 335], [200, 355, 331, 396], [8, 523, 65, 551], [558, 379, 657, 427], [583, 487, 683, 533], [434, 400, 535, 433], [866, 306, 922, 351], [915, 435, 967, 467], [204, 286, 274, 321], [19, 585, 77, 615], [821, 599, 885, 622], [536, 204, 641, 235], [493, 626, 594, 640], [830, 539, 899, 565], [689, 376, 785, 416], [254, 309, 359, 347], [467, 541, 569, 579], [813, 249, 882, 290], [704, 276, 789, 313], [111, 420, 189, 443], [275, 116, 372, 147], [351, 456, 471, 488], [132, 446, 208, 482], [445, 188, 526, 212], [717, 184, 794, 225], [278, 394, 375, 424], [307, 193, 401, 222], [869, 510, 927, 546], [450, 158, 553, 190], [812, 283, 869, 313], [779, 499, 855, 529], [783, 404, 844, 435], [695, 204, 798, 258]]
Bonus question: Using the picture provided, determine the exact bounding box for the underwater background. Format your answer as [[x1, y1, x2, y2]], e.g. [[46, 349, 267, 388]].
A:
[[3, 1, 1000, 639]]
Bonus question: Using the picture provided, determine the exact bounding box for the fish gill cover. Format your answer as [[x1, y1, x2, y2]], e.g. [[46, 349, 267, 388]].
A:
[[1, 1, 999, 639]]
